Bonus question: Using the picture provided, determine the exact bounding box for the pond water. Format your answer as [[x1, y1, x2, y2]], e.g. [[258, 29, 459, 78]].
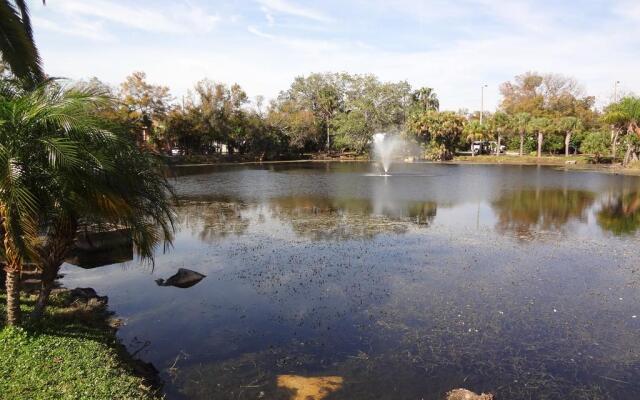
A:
[[61, 162, 640, 400]]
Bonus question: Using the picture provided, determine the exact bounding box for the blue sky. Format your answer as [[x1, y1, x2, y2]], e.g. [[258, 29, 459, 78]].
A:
[[31, 0, 639, 111]]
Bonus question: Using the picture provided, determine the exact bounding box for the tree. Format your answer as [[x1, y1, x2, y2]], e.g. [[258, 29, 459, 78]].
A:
[[489, 112, 511, 156], [333, 74, 412, 152], [282, 73, 345, 150], [120, 71, 172, 144], [267, 99, 319, 152], [0, 79, 175, 324], [580, 131, 610, 163], [411, 87, 439, 112], [512, 112, 531, 156], [557, 116, 583, 156], [406, 111, 465, 160], [0, 0, 45, 87], [603, 97, 640, 166], [0, 80, 95, 324], [528, 117, 551, 158], [499, 72, 544, 115], [463, 120, 488, 156]]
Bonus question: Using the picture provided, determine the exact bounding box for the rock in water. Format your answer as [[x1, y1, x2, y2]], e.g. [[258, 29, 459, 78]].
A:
[[446, 388, 494, 400], [277, 375, 343, 400], [155, 268, 206, 288]]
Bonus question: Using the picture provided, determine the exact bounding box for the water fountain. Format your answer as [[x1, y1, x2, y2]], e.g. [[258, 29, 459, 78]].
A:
[[372, 133, 404, 175]]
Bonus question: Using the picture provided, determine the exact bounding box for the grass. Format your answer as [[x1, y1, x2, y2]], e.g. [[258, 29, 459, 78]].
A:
[[0, 291, 159, 400], [453, 154, 590, 165]]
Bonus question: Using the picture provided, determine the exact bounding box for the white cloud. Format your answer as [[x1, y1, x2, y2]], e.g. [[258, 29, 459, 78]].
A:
[[45, 0, 220, 34], [32, 16, 114, 42], [256, 0, 334, 23]]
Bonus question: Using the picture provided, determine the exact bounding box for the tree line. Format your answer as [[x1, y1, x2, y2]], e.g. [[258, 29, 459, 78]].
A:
[[95, 70, 640, 165]]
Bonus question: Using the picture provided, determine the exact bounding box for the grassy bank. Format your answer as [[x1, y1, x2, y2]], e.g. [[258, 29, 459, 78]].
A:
[[0, 290, 159, 400], [453, 154, 590, 165]]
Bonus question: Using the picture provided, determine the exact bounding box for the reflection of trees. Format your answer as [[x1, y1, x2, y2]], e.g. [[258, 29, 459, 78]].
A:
[[597, 191, 640, 236], [492, 190, 595, 239], [268, 196, 437, 240], [177, 202, 250, 242]]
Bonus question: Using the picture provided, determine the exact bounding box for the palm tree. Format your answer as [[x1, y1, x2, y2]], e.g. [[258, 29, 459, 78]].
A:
[[603, 97, 640, 166], [0, 79, 174, 324], [512, 112, 531, 156], [463, 120, 487, 156], [557, 116, 583, 157], [411, 87, 439, 112], [32, 119, 175, 318], [0, 0, 45, 86], [528, 117, 551, 158], [490, 111, 511, 156]]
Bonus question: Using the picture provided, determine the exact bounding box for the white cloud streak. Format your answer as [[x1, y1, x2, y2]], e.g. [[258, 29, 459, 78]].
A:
[[256, 0, 334, 23]]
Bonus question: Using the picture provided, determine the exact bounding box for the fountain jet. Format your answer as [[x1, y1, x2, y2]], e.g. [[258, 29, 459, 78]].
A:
[[372, 133, 404, 174]]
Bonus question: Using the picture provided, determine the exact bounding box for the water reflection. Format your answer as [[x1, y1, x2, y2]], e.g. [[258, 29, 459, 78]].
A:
[[491, 190, 595, 240], [597, 191, 640, 236], [178, 201, 250, 241], [267, 196, 437, 240], [59, 163, 640, 400]]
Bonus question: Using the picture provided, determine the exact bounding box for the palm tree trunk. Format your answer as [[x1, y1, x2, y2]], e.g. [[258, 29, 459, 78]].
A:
[[5, 267, 20, 326], [537, 132, 543, 158], [30, 219, 78, 320], [519, 131, 524, 156], [326, 117, 330, 150], [612, 130, 619, 159], [565, 132, 571, 157], [623, 143, 632, 166]]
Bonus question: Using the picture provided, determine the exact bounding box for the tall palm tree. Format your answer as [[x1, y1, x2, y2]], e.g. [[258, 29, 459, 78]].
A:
[[528, 116, 551, 158], [512, 112, 531, 156], [0, 0, 45, 86], [557, 116, 583, 157], [490, 111, 511, 156], [0, 79, 174, 324]]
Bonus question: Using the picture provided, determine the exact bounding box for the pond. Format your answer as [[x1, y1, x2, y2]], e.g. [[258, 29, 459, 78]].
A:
[[61, 162, 640, 400]]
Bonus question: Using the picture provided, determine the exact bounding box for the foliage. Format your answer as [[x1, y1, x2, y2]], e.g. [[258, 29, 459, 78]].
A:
[[0, 0, 44, 87], [410, 87, 439, 112], [0, 292, 158, 400], [580, 131, 611, 162], [0, 78, 175, 323], [406, 111, 465, 160]]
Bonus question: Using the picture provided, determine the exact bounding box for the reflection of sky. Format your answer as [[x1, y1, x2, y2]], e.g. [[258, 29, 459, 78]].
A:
[[61, 163, 640, 399]]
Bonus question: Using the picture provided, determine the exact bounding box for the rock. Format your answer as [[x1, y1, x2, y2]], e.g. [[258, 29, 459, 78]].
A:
[[155, 268, 206, 288], [67, 287, 108, 307], [446, 388, 494, 400]]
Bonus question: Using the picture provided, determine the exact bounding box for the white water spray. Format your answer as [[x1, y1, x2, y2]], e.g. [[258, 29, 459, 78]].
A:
[[372, 133, 404, 174]]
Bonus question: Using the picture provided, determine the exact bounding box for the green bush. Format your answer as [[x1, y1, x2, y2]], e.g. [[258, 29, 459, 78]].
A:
[[580, 131, 610, 162]]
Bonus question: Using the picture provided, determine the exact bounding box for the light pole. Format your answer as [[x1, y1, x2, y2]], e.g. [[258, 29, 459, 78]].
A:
[[480, 84, 488, 125], [614, 80, 620, 103]]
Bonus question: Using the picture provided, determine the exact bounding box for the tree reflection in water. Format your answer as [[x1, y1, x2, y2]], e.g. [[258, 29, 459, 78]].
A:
[[597, 190, 640, 236], [177, 201, 250, 242], [491, 190, 595, 240], [267, 196, 437, 240]]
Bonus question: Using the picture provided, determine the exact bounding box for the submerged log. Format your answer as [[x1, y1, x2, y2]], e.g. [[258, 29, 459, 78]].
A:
[[155, 268, 206, 288]]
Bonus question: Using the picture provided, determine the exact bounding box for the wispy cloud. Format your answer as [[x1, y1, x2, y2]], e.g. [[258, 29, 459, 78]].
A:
[[32, 16, 114, 42], [43, 0, 220, 35], [256, 0, 334, 23]]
